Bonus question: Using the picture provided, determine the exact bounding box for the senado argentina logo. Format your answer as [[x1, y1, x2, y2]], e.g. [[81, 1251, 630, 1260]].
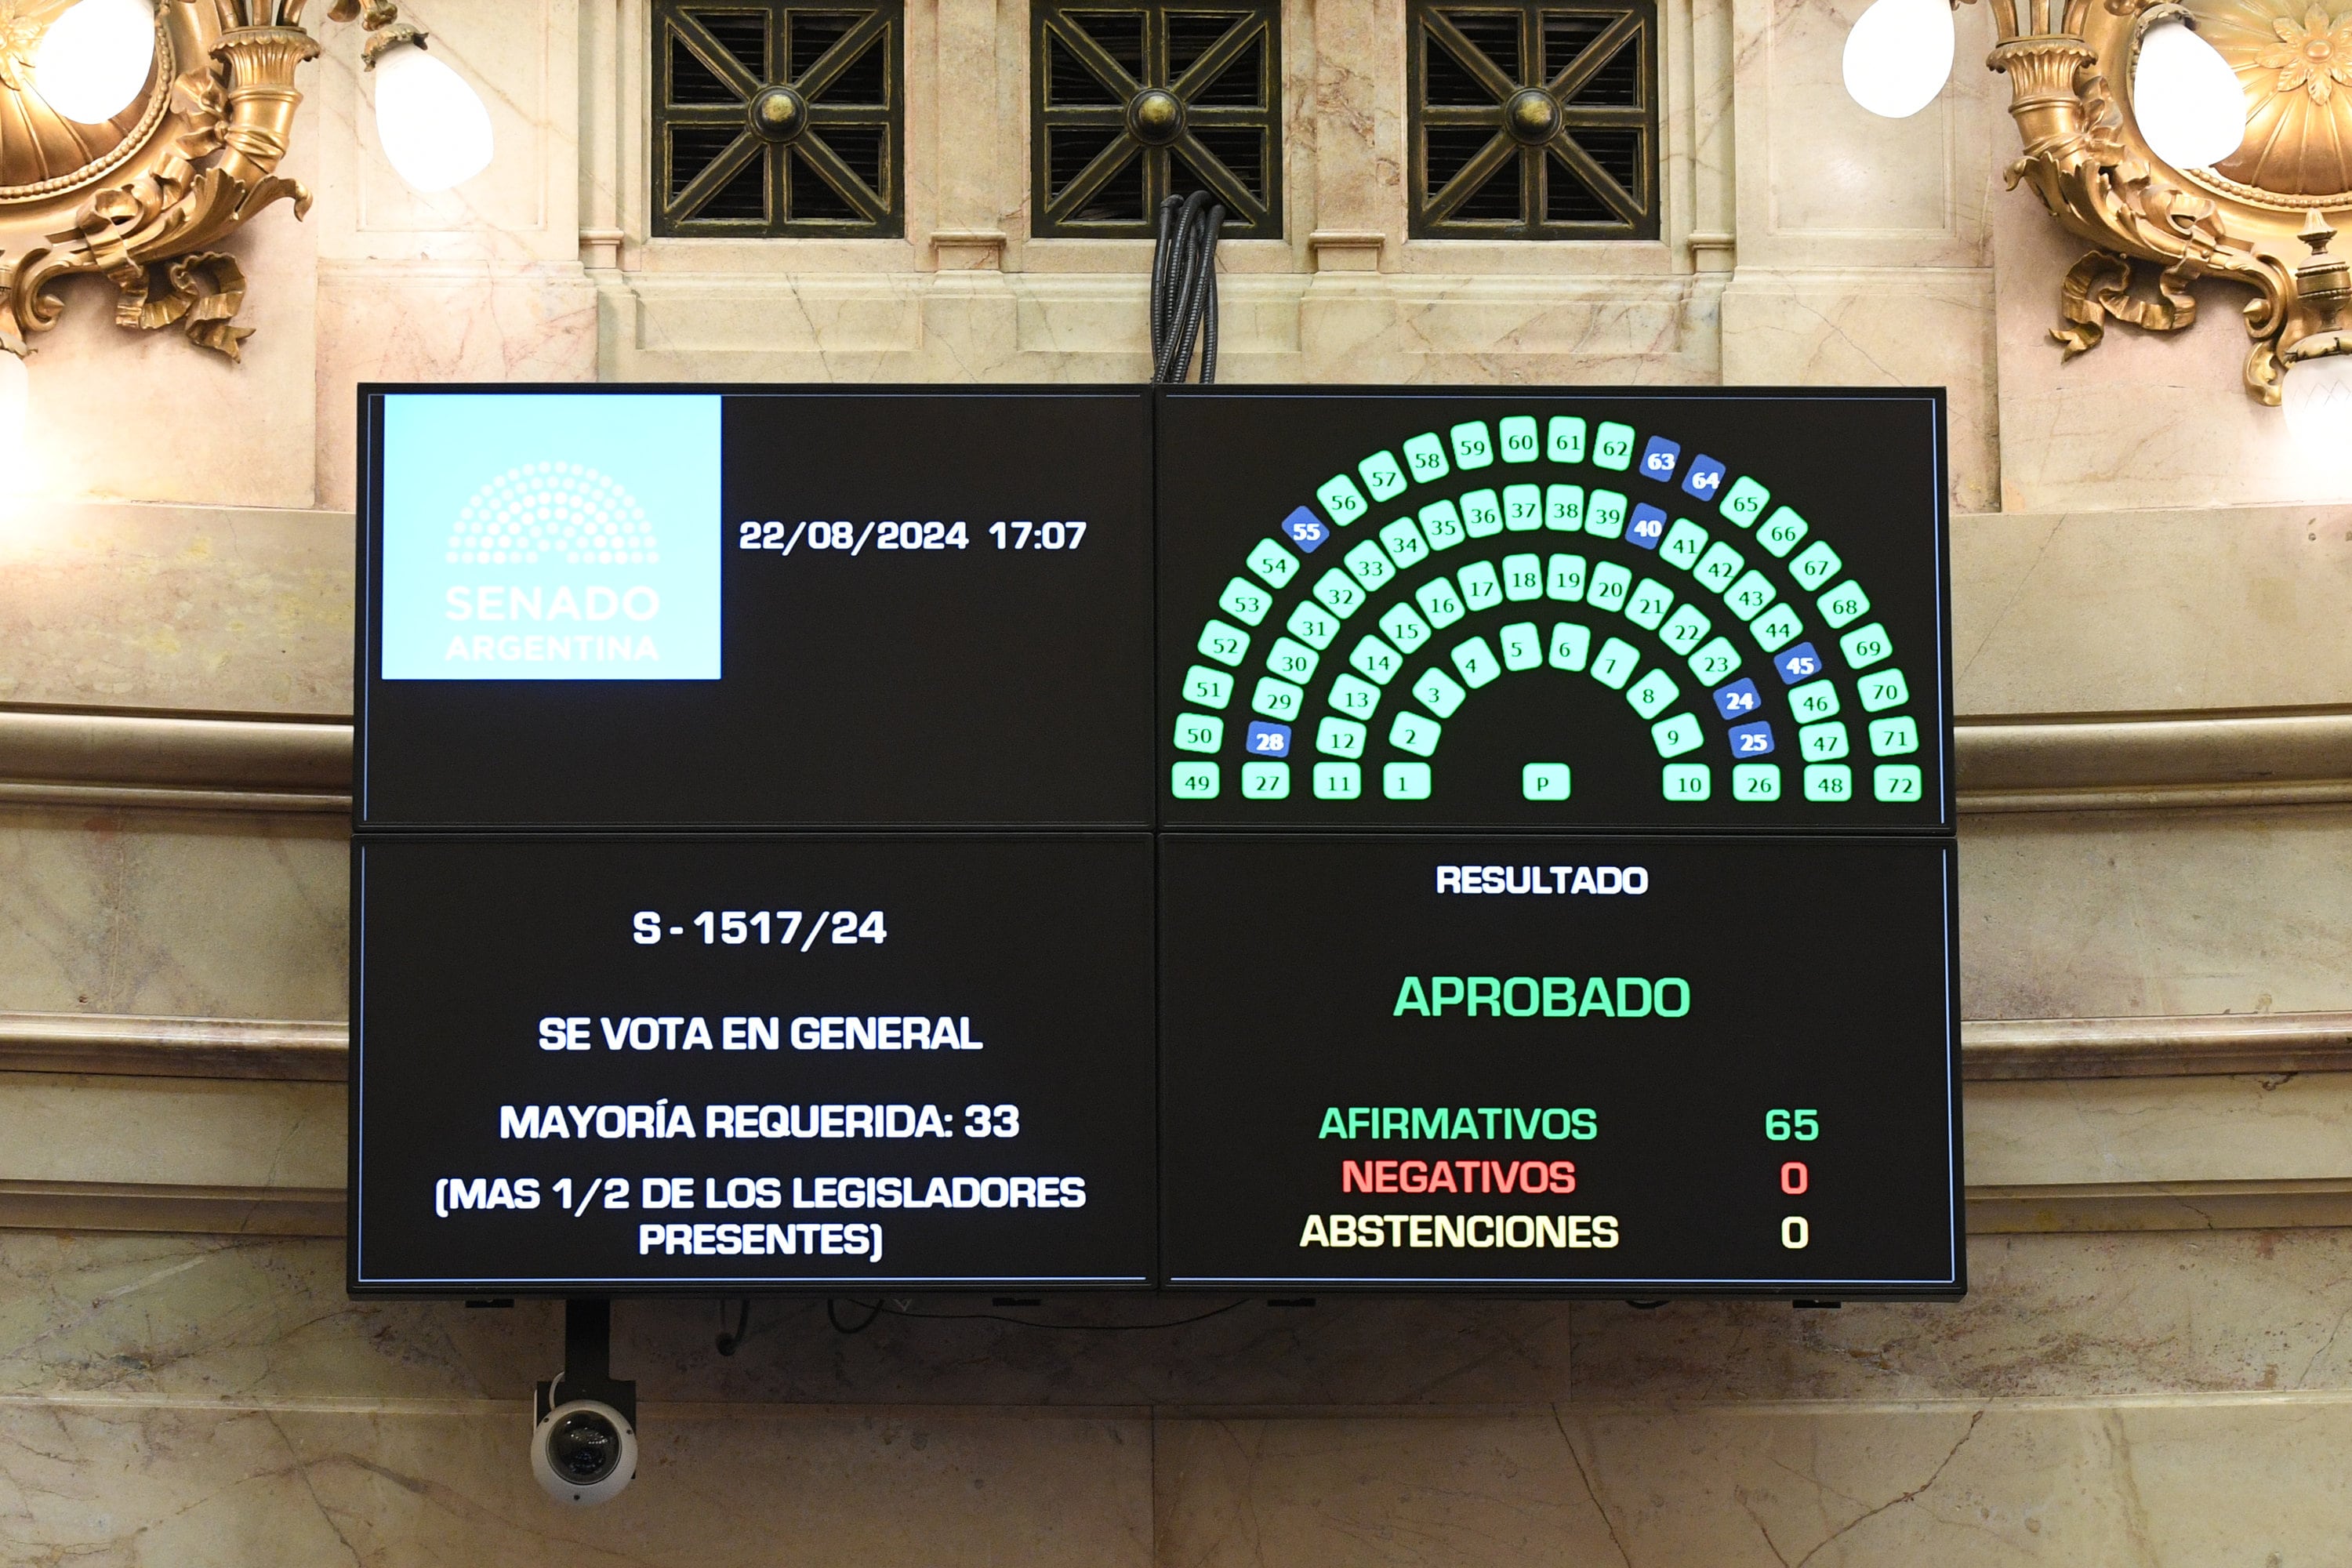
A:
[[380, 391, 722, 681], [446, 463, 661, 567]]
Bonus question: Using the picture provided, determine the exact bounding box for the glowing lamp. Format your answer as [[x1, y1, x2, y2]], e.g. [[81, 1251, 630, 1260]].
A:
[[371, 38, 495, 193], [31, 0, 156, 125], [1841, 0, 1956, 120], [2134, 14, 2247, 170]]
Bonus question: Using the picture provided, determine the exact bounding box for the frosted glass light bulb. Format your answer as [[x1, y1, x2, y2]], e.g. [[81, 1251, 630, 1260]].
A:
[[0, 350, 26, 482], [2135, 17, 2247, 169], [31, 0, 156, 125], [1842, 0, 1955, 120], [372, 40, 494, 193], [2283, 352, 2352, 452]]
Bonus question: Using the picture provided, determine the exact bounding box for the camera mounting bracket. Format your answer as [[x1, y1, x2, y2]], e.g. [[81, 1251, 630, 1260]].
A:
[[535, 1298, 638, 1428]]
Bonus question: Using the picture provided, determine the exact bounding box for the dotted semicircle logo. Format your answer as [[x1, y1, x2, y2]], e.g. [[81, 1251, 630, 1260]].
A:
[[444, 462, 661, 568]]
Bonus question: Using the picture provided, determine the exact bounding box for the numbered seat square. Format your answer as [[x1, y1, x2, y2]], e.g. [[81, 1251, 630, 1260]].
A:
[[1712, 677, 1762, 720], [1732, 761, 1780, 801], [1817, 580, 1871, 630], [1250, 677, 1304, 720], [1749, 604, 1805, 652], [1662, 762, 1712, 800], [1773, 642, 1824, 684], [1547, 553, 1589, 601], [1311, 568, 1368, 619], [1313, 760, 1363, 799], [1244, 720, 1292, 757], [1728, 720, 1775, 757], [1628, 668, 1681, 720], [1418, 500, 1467, 551], [1687, 636, 1741, 685], [1756, 506, 1809, 558], [1588, 560, 1633, 614], [1503, 484, 1544, 531], [1718, 475, 1770, 528], [1804, 763, 1853, 802], [1798, 721, 1849, 761], [1499, 416, 1541, 463], [1171, 761, 1219, 799], [1651, 713, 1704, 757], [1868, 715, 1919, 757], [1545, 484, 1586, 531], [1379, 601, 1435, 653], [1660, 518, 1710, 572], [1284, 601, 1341, 650], [1402, 432, 1450, 484], [1450, 421, 1495, 470], [1247, 538, 1298, 588], [1377, 516, 1429, 569], [1838, 622, 1894, 670], [1414, 577, 1467, 629], [1638, 436, 1681, 483], [1497, 622, 1544, 671], [1682, 454, 1728, 503], [1197, 619, 1250, 668], [1455, 560, 1504, 612], [1590, 636, 1641, 690], [1659, 603, 1712, 655], [1523, 762, 1573, 800], [1182, 665, 1234, 710], [1359, 450, 1409, 501], [1316, 474, 1369, 527], [1389, 711, 1443, 757], [1279, 506, 1330, 554], [1873, 763, 1925, 803], [1316, 715, 1368, 757], [1265, 635, 1320, 683], [1460, 488, 1504, 538], [1342, 539, 1396, 593], [1329, 672, 1385, 717], [1349, 634, 1406, 685], [1788, 539, 1842, 591], [1384, 760, 1434, 800], [1450, 637, 1502, 689], [1627, 503, 1669, 550], [1585, 489, 1628, 539], [1546, 416, 1588, 464], [1412, 667, 1467, 717], [1173, 713, 1224, 754], [1242, 760, 1291, 799], [1548, 622, 1593, 671], [1501, 553, 1544, 601], [1218, 576, 1273, 626], [1858, 667, 1911, 712], [1594, 422, 1637, 471]]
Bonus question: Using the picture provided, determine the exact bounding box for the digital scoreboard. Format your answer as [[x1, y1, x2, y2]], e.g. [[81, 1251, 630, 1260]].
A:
[[353, 385, 1962, 1298]]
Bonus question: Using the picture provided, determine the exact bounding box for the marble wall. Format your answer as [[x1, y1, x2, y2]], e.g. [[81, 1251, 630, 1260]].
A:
[[1, 0, 2347, 1559]]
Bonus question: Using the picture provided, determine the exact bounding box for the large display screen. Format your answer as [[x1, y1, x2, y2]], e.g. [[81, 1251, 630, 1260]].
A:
[[353, 385, 1962, 1298]]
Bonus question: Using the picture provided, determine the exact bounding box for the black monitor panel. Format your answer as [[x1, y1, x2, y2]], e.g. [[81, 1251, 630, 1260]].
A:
[[1158, 834, 1962, 1294], [350, 835, 1158, 1292], [1157, 390, 1951, 832], [357, 388, 1155, 830], [351, 385, 1962, 1299]]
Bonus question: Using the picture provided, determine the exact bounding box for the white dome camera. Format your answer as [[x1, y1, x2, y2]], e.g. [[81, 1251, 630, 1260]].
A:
[[532, 1396, 637, 1504]]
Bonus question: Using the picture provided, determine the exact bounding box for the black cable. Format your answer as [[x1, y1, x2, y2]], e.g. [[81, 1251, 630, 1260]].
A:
[[1149, 192, 1223, 384], [714, 1297, 752, 1355], [826, 1297, 886, 1334], [825, 1297, 1252, 1333]]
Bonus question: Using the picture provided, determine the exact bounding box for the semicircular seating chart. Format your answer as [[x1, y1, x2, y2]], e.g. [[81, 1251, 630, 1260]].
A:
[[1167, 412, 1922, 811]]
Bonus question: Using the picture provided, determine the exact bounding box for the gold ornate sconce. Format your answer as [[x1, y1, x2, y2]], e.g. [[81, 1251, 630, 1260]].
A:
[[1979, 0, 2352, 407], [0, 1, 485, 373]]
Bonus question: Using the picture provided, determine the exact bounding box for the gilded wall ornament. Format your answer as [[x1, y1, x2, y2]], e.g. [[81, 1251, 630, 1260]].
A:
[[0, 1, 420, 365], [1976, 0, 2352, 403]]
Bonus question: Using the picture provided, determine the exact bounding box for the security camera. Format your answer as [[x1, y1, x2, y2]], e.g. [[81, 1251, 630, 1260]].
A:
[[532, 1301, 640, 1505], [532, 1397, 637, 1504]]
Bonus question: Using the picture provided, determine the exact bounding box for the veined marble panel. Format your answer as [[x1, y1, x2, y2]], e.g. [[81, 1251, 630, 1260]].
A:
[[1958, 804, 2352, 1018], [1991, 186, 2345, 513], [1719, 267, 1998, 512], [0, 806, 347, 1021], [315, 263, 600, 511], [7, 1228, 2352, 1410], [1966, 1073, 2352, 1188], [0, 1074, 341, 1189], [0, 503, 352, 714], [1953, 503, 2352, 715], [0, 1399, 1152, 1568]]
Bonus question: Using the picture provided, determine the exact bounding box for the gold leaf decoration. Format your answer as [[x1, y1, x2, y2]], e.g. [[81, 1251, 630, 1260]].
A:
[[2202, 0, 2352, 194]]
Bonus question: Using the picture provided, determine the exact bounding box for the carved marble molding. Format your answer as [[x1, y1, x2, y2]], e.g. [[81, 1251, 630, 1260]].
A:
[[0, 1179, 342, 1236], [5, 703, 2350, 815], [6, 1007, 2347, 1084]]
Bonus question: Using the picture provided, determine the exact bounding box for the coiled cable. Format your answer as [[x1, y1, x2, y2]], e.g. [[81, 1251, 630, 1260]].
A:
[[1149, 191, 1224, 383]]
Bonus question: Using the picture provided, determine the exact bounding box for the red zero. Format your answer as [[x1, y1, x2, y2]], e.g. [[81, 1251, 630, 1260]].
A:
[[1780, 1160, 1809, 1196]]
